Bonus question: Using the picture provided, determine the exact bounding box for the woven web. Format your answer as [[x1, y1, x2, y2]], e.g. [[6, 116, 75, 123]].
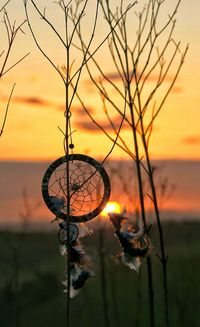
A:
[[48, 160, 104, 216]]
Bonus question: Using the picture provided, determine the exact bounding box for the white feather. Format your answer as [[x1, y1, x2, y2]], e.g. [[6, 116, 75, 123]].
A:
[[131, 219, 144, 239], [62, 280, 79, 298], [121, 253, 142, 273], [62, 265, 82, 298], [122, 219, 144, 240], [60, 244, 67, 256], [77, 223, 93, 238]]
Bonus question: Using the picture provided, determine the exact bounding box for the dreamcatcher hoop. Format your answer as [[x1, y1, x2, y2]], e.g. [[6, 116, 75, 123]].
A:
[[42, 154, 111, 222]]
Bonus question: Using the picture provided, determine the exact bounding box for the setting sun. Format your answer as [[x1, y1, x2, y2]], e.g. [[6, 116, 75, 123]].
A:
[[101, 202, 121, 217]]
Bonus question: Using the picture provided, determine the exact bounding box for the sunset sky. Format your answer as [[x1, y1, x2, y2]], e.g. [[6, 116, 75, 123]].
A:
[[0, 0, 200, 161]]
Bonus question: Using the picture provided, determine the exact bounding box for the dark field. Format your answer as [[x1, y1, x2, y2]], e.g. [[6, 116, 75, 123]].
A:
[[0, 221, 199, 327]]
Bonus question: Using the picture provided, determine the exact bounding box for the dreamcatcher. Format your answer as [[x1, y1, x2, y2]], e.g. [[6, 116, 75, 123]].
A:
[[42, 154, 111, 222], [42, 150, 111, 297]]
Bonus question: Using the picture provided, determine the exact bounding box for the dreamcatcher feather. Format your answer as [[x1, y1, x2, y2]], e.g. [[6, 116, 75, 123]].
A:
[[60, 223, 95, 298], [108, 209, 152, 273]]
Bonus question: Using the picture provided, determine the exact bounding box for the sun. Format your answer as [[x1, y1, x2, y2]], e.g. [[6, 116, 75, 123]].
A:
[[101, 201, 121, 217]]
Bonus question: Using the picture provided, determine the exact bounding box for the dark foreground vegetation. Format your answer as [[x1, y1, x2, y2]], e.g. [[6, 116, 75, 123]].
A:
[[0, 221, 199, 327]]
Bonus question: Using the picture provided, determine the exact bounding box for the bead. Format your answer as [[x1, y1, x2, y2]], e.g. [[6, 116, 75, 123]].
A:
[[69, 143, 74, 149]]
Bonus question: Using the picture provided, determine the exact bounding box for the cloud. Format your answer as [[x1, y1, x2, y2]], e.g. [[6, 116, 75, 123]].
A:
[[182, 136, 200, 145], [5, 95, 99, 115], [84, 72, 122, 87], [102, 72, 123, 81], [0, 93, 53, 108], [75, 121, 110, 132], [171, 86, 183, 94], [12, 95, 74, 112], [84, 70, 182, 90], [56, 104, 66, 112], [13, 96, 51, 107], [75, 116, 126, 133], [74, 105, 95, 117], [73, 103, 131, 133]]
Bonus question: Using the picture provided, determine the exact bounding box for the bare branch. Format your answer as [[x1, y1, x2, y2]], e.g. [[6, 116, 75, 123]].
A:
[[23, 0, 66, 84], [72, 83, 135, 159], [0, 83, 16, 137], [68, 0, 99, 108], [0, 11, 29, 78], [29, 0, 67, 48], [69, 1, 137, 85], [0, 0, 11, 13], [1, 52, 30, 77], [0, 4, 29, 138], [145, 44, 189, 135]]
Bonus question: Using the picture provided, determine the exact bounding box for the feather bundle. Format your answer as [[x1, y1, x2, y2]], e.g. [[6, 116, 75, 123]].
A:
[[70, 242, 85, 264], [108, 210, 152, 272], [60, 222, 95, 297], [77, 222, 93, 238], [108, 207, 128, 231], [62, 264, 94, 298]]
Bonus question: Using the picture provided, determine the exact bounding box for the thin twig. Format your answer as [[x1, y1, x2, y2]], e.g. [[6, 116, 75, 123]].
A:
[[1, 52, 30, 77], [0, 0, 11, 12], [0, 83, 15, 137], [0, 14, 28, 78]]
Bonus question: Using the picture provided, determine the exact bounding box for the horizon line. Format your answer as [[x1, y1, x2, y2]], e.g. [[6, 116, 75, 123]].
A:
[[1, 157, 200, 163]]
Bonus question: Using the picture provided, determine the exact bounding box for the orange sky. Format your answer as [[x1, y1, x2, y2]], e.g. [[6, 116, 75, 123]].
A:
[[1, 0, 200, 161]]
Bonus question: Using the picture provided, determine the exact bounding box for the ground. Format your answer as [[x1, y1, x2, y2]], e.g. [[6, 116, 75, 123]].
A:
[[0, 221, 199, 327]]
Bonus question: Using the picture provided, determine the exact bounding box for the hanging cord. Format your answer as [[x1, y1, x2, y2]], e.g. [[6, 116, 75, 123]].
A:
[[64, 110, 75, 154], [64, 107, 73, 327], [56, 119, 72, 326], [58, 125, 76, 156]]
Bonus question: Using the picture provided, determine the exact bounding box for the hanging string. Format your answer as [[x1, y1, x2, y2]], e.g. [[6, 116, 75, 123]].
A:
[[64, 110, 74, 154], [64, 103, 71, 327]]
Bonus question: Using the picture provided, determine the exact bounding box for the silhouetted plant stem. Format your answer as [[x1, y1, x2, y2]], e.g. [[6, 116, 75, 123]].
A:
[[143, 141, 169, 327], [0, 189, 37, 327], [0, 231, 21, 327], [135, 40, 188, 324], [13, 249, 20, 327], [135, 269, 142, 327], [98, 225, 110, 327], [0, 0, 11, 12], [110, 272, 120, 327], [132, 60, 169, 325], [0, 83, 15, 137], [65, 89, 71, 327], [127, 89, 155, 327], [109, 259, 120, 327], [64, 6, 71, 327]]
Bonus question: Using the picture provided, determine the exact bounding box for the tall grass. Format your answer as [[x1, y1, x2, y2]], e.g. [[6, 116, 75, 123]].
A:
[[0, 221, 200, 327]]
